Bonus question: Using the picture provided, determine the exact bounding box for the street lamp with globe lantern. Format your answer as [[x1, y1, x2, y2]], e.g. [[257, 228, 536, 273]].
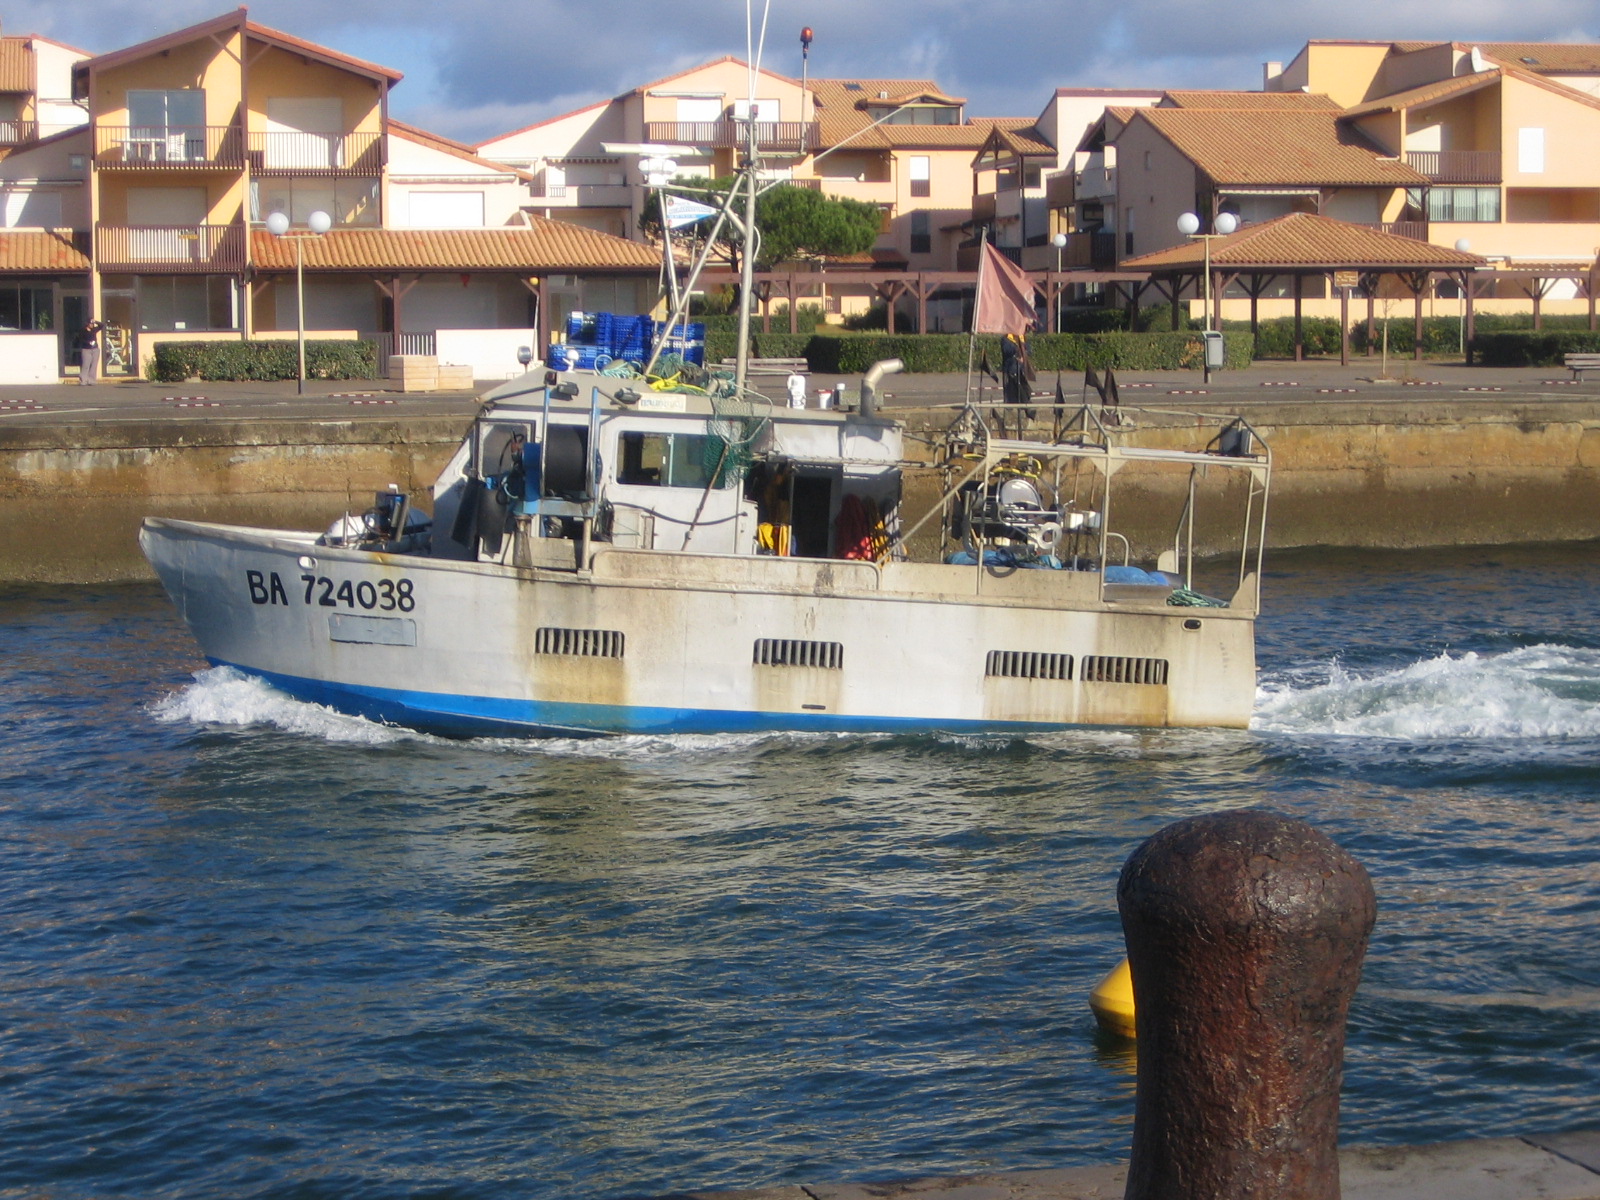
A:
[[265, 209, 332, 394], [1178, 210, 1238, 382], [1051, 232, 1068, 330]]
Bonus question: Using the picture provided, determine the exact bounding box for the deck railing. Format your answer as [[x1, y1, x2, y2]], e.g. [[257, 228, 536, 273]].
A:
[[0, 119, 38, 146], [1405, 150, 1501, 183], [246, 131, 383, 174], [643, 120, 820, 153], [94, 126, 245, 169], [96, 224, 247, 272]]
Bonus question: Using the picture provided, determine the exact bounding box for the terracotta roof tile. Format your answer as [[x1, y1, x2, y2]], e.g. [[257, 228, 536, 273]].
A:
[[1122, 212, 1485, 271], [1478, 43, 1600, 74], [249, 220, 658, 272], [1162, 90, 1342, 110], [0, 229, 90, 272], [0, 38, 30, 92], [1342, 71, 1502, 117], [1131, 107, 1425, 186]]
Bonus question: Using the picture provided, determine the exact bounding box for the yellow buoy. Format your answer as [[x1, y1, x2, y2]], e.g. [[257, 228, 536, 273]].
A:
[[1089, 957, 1136, 1039]]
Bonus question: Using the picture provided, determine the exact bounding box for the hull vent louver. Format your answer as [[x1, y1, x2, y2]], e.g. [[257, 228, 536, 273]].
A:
[[754, 638, 844, 670], [985, 650, 1074, 680], [535, 627, 626, 658], [1081, 655, 1169, 686]]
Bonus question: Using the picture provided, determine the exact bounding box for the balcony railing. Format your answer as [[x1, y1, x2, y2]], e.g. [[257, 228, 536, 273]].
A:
[[0, 119, 38, 146], [644, 120, 821, 154], [1406, 150, 1501, 183], [528, 181, 634, 205], [246, 131, 382, 174], [96, 224, 246, 272], [1375, 221, 1429, 241], [95, 126, 244, 169], [1060, 230, 1117, 270]]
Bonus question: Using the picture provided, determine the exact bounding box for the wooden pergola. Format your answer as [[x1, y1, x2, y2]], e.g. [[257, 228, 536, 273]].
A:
[[1120, 212, 1488, 363]]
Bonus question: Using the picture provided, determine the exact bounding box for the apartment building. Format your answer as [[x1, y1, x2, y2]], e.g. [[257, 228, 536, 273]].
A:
[[0, 26, 86, 147], [0, 8, 657, 381], [479, 58, 1020, 290], [1106, 41, 1600, 319]]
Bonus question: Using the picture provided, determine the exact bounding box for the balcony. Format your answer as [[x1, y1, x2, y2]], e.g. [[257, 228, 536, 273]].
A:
[[972, 193, 997, 224], [528, 181, 634, 206], [95, 126, 244, 170], [1406, 150, 1501, 183], [96, 223, 246, 273], [1046, 172, 1075, 209], [1375, 221, 1429, 241], [1058, 231, 1117, 270], [643, 121, 821, 154], [247, 131, 382, 174], [0, 118, 38, 147]]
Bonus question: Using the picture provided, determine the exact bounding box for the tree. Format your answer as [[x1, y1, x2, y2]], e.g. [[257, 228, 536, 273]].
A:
[[639, 179, 882, 274]]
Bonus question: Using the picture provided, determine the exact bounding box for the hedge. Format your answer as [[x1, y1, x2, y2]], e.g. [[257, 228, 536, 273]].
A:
[[150, 339, 378, 382], [1470, 330, 1600, 367], [701, 330, 1254, 374]]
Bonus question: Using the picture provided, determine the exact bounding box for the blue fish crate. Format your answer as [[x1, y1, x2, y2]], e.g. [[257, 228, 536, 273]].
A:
[[548, 343, 605, 370], [655, 321, 706, 341]]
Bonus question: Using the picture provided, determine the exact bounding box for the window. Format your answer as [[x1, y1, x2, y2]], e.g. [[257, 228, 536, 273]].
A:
[[406, 191, 485, 228], [909, 155, 930, 198], [618, 431, 732, 488], [252, 178, 379, 227], [0, 282, 53, 330], [0, 189, 62, 229], [1424, 186, 1501, 222], [1518, 127, 1545, 174], [1124, 206, 1135, 255], [127, 89, 205, 161], [732, 99, 779, 122], [910, 210, 931, 254], [675, 97, 722, 123], [871, 105, 959, 125]]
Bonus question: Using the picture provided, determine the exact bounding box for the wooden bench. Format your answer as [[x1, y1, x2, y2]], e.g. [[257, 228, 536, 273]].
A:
[[1565, 353, 1600, 379], [719, 356, 810, 377]]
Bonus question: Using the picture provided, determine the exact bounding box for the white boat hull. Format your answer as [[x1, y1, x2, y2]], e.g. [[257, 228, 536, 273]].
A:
[[141, 517, 1258, 737]]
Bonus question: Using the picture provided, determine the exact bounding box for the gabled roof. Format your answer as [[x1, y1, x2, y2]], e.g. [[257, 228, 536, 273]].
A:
[[1342, 69, 1503, 117], [1161, 90, 1342, 110], [628, 54, 800, 97], [1127, 107, 1426, 187], [858, 88, 967, 110], [0, 229, 90, 272], [975, 121, 1055, 162], [1343, 61, 1600, 119], [388, 119, 533, 181], [248, 219, 659, 273], [1473, 43, 1600, 74], [1121, 212, 1485, 272], [73, 8, 401, 84], [476, 98, 610, 149]]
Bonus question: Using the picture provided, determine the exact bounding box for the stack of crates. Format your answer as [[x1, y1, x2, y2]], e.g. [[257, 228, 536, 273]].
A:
[[653, 320, 706, 366], [548, 312, 663, 370]]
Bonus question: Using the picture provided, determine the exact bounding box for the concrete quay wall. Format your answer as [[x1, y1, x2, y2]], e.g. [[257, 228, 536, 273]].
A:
[[4, 399, 1600, 583]]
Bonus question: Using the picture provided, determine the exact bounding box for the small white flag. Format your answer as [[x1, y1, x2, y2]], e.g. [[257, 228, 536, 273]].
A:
[[664, 195, 718, 229]]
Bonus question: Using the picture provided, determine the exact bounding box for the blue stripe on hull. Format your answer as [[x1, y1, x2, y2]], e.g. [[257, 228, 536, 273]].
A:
[[215, 660, 1075, 739]]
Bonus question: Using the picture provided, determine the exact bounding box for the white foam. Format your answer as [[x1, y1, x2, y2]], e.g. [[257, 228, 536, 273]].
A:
[[1253, 646, 1600, 739], [150, 666, 424, 745]]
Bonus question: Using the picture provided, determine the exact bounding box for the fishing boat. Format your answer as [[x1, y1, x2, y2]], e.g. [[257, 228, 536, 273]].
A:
[[140, 368, 1270, 737], [140, 7, 1269, 738]]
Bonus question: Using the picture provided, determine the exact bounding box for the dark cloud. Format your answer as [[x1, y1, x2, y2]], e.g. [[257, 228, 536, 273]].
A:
[[6, 0, 1595, 141]]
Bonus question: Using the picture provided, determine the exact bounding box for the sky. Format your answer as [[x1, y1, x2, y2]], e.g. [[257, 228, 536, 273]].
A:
[[9, 0, 1599, 144]]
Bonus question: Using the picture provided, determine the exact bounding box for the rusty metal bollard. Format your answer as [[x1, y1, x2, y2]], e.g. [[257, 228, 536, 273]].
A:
[[1118, 809, 1376, 1200]]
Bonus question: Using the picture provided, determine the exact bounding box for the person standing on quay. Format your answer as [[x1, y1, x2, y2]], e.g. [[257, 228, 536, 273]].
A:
[[77, 320, 104, 385]]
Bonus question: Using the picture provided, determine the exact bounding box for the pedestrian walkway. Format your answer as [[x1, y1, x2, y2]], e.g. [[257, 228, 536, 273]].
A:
[[650, 1131, 1600, 1199]]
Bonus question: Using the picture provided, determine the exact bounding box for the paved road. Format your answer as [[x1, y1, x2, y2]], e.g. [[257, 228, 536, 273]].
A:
[[2, 360, 1598, 431]]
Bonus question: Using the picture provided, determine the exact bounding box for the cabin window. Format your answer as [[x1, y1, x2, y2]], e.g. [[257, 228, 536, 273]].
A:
[[618, 431, 732, 488]]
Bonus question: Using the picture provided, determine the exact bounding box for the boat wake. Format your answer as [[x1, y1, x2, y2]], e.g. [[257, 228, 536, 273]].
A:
[[151, 666, 425, 746], [1254, 645, 1600, 740]]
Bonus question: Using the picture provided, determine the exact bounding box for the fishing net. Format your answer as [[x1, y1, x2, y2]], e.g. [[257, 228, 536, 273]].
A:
[[702, 380, 772, 488]]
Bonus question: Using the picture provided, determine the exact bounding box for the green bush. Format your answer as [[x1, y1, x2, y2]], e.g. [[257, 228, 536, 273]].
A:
[[701, 330, 1254, 374], [1470, 330, 1600, 367], [151, 339, 378, 383]]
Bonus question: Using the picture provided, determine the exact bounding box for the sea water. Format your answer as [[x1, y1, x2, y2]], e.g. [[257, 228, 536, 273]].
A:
[[2, 544, 1598, 1198]]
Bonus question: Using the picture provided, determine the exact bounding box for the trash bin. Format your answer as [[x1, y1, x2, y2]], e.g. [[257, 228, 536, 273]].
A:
[[1202, 330, 1226, 370]]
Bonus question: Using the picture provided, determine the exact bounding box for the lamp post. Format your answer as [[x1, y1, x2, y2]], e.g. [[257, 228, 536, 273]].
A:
[[1177, 210, 1239, 383], [1454, 238, 1471, 358], [1051, 231, 1068, 331], [265, 209, 332, 394]]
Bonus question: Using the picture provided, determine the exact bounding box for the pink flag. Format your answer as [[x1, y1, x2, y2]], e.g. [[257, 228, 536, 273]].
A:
[[973, 242, 1037, 335]]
